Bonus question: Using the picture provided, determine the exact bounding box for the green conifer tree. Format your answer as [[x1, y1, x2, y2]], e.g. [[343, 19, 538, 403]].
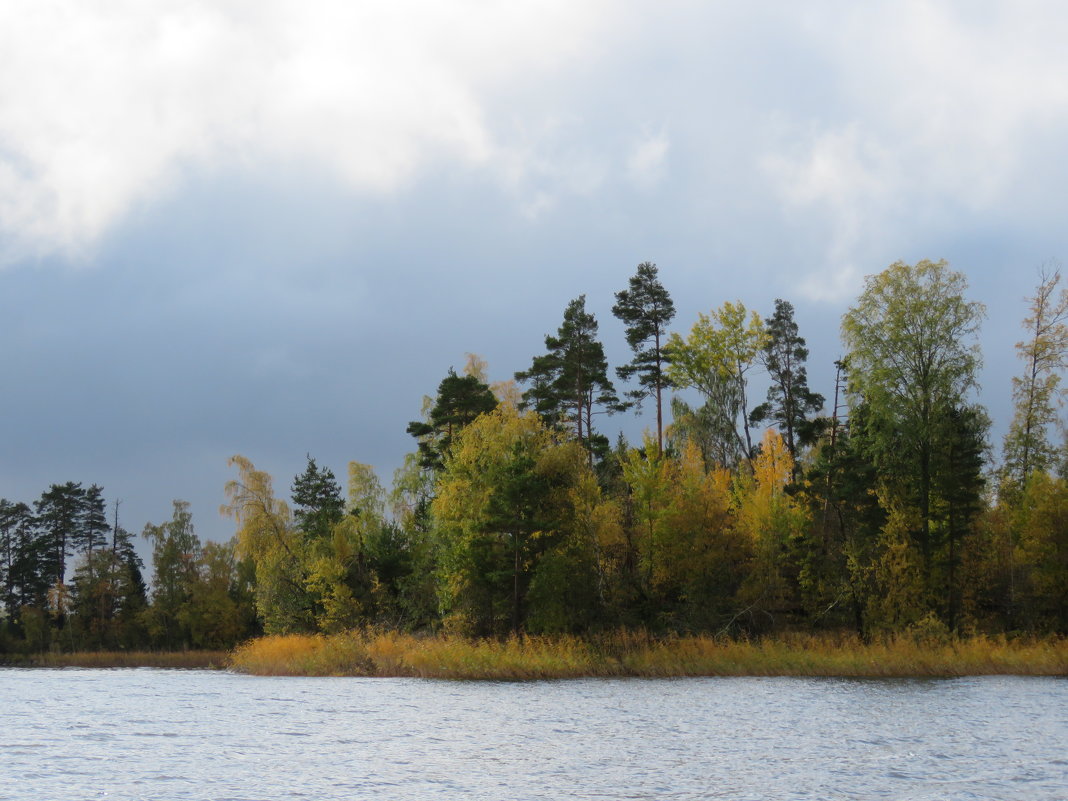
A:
[[516, 295, 626, 460], [749, 299, 824, 478], [612, 262, 676, 454]]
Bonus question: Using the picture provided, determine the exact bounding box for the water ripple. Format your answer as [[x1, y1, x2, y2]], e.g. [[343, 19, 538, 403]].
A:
[[0, 670, 1066, 800]]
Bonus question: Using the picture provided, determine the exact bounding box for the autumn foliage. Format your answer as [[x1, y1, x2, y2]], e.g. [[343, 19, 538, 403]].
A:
[[6, 259, 1068, 661]]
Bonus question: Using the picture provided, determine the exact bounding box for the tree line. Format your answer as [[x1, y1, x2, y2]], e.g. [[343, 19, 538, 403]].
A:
[[4, 258, 1068, 652], [0, 484, 258, 653]]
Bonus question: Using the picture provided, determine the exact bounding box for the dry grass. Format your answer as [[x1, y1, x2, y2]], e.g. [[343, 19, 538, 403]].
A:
[[4, 650, 229, 669], [227, 629, 1068, 679]]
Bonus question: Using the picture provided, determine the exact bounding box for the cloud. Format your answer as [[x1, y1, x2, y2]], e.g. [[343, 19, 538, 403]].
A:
[[626, 130, 670, 188], [0, 0, 617, 261], [761, 125, 894, 302], [759, 1, 1068, 301], [6, 0, 1068, 286]]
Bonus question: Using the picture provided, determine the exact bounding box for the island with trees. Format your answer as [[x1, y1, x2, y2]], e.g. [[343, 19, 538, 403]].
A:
[[4, 259, 1068, 677]]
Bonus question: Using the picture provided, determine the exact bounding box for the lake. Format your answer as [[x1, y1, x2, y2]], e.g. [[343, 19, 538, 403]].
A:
[[1, 669, 1066, 800]]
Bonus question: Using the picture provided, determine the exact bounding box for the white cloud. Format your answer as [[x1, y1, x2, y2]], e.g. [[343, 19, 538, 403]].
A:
[[762, 125, 896, 302], [626, 130, 669, 188], [760, 1, 1068, 301], [0, 0, 617, 260], [7, 0, 1068, 282]]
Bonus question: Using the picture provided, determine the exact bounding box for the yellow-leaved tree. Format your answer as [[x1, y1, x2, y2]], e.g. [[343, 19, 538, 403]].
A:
[[1011, 471, 1068, 632], [525, 459, 622, 633], [295, 460, 391, 634], [621, 434, 673, 602], [661, 439, 745, 629], [733, 429, 806, 631], [221, 455, 313, 634], [622, 435, 747, 630], [866, 494, 927, 633], [432, 404, 594, 636]]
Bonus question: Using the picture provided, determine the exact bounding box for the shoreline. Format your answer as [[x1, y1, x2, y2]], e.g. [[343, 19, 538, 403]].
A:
[[5, 633, 1066, 678], [1, 650, 229, 669], [227, 630, 1068, 680]]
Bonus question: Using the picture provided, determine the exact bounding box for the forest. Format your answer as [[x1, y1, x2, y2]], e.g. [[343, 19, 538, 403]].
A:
[[2, 258, 1067, 655]]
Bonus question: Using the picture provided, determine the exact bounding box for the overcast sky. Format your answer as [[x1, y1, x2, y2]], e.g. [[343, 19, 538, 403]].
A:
[[3, 1, 1068, 543]]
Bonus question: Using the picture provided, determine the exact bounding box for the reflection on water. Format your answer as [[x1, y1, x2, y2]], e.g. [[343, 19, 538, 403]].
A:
[[1, 669, 1066, 800]]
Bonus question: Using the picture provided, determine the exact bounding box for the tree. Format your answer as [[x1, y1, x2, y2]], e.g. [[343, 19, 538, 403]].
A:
[[390, 452, 435, 533], [733, 429, 808, 630], [182, 540, 258, 649], [384, 454, 441, 628], [798, 403, 887, 637], [1012, 472, 1068, 632], [612, 262, 676, 454], [0, 499, 45, 615], [1002, 265, 1068, 491], [348, 461, 386, 523], [516, 295, 626, 460], [222, 455, 312, 634], [667, 301, 768, 468], [433, 404, 589, 636], [407, 368, 498, 471], [667, 397, 738, 469], [619, 435, 674, 617], [841, 259, 985, 588], [300, 460, 386, 632], [622, 437, 747, 630], [109, 521, 149, 647], [73, 484, 109, 572], [527, 464, 622, 633], [291, 457, 344, 540], [749, 299, 824, 477], [66, 506, 149, 651], [34, 481, 84, 585], [931, 404, 987, 630], [142, 500, 202, 648]]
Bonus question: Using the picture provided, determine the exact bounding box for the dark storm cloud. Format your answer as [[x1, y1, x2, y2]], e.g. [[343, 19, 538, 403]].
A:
[[3, 2, 1068, 543]]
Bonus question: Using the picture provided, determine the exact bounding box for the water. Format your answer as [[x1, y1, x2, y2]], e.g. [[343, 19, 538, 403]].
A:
[[1, 670, 1066, 800]]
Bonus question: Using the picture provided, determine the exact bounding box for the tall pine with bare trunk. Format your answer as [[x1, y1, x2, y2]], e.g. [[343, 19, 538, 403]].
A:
[[612, 262, 676, 454]]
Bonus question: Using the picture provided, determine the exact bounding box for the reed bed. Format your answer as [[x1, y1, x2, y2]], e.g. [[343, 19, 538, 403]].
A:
[[228, 630, 1068, 679], [4, 650, 229, 669]]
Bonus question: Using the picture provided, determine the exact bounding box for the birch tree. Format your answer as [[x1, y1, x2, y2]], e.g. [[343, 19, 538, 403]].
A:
[[666, 301, 767, 468], [841, 259, 985, 585]]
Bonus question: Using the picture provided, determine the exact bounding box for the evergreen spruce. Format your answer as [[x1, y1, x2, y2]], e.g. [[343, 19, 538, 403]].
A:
[[291, 457, 345, 540]]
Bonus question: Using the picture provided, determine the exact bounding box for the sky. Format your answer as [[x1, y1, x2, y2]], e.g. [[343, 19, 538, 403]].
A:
[[3, 1, 1068, 544]]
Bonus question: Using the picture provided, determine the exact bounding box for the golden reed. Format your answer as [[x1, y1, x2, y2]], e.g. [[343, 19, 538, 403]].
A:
[[228, 630, 1068, 679]]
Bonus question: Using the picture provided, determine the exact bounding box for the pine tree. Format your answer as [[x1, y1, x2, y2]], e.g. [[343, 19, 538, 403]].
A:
[[73, 484, 110, 570], [34, 481, 85, 584], [612, 262, 676, 454], [407, 368, 498, 471], [0, 499, 43, 612], [749, 299, 824, 478], [516, 295, 626, 459], [111, 521, 149, 646]]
